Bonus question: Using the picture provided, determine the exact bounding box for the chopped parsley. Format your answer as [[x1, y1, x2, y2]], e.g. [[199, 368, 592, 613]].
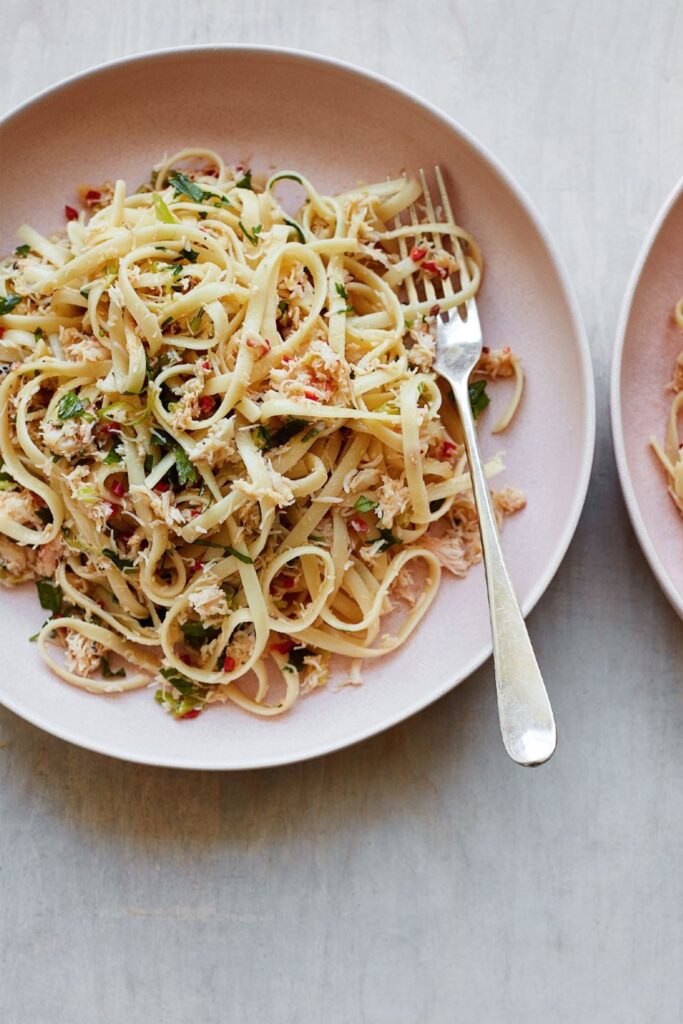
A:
[[0, 293, 22, 315], [283, 217, 305, 243], [151, 428, 196, 486], [180, 620, 221, 650], [224, 545, 253, 564], [57, 392, 90, 421], [239, 221, 262, 245], [169, 170, 206, 203], [254, 418, 309, 451], [377, 527, 402, 552], [335, 282, 349, 300], [101, 656, 126, 679], [103, 445, 123, 464], [102, 548, 135, 572], [354, 495, 378, 513], [178, 247, 199, 263], [288, 645, 313, 672], [468, 380, 490, 419], [15, 244, 30, 257], [235, 169, 253, 190], [36, 579, 63, 615], [156, 667, 207, 718]]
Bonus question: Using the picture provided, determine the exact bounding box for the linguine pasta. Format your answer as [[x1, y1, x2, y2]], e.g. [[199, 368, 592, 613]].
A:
[[651, 296, 683, 509], [0, 148, 525, 719]]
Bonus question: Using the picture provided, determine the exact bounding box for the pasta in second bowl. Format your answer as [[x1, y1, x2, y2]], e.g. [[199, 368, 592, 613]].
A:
[[0, 48, 593, 767]]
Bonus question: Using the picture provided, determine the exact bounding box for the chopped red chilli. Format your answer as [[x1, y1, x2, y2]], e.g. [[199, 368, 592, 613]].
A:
[[64, 205, 78, 221]]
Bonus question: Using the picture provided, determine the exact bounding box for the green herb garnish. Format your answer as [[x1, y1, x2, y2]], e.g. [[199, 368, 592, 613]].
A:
[[169, 171, 205, 203], [235, 169, 253, 190], [239, 221, 262, 245], [0, 293, 22, 315], [102, 548, 135, 572], [15, 245, 30, 258], [101, 656, 126, 679], [178, 247, 199, 263], [57, 392, 90, 421], [36, 579, 63, 614], [288, 645, 313, 672], [103, 446, 123, 465], [153, 193, 176, 224], [377, 528, 401, 552], [468, 380, 490, 419], [354, 495, 378, 513], [180, 620, 221, 650]]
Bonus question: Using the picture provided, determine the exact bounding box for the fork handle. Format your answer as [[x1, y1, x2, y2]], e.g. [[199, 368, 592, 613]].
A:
[[451, 378, 556, 766]]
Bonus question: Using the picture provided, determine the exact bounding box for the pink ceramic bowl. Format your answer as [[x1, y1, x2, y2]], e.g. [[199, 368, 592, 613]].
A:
[[0, 46, 594, 768], [612, 178, 683, 616]]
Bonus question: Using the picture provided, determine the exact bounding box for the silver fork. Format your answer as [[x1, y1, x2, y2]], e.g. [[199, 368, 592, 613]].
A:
[[406, 167, 556, 766]]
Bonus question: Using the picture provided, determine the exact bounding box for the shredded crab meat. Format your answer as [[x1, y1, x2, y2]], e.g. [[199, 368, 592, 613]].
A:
[[65, 631, 104, 677], [188, 583, 230, 621], [234, 461, 295, 508], [42, 417, 95, 460], [376, 474, 410, 528], [189, 418, 236, 467], [269, 339, 352, 405], [59, 326, 109, 363]]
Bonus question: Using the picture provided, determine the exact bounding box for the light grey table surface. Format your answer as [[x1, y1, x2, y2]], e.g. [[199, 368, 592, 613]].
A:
[[1, 2, 682, 1022]]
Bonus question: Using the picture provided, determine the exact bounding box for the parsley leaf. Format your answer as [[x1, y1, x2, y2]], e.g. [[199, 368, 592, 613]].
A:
[[174, 444, 196, 486], [178, 247, 198, 263], [335, 282, 349, 300], [156, 667, 207, 718], [15, 245, 30, 257], [0, 293, 22, 315], [354, 495, 378, 513], [224, 545, 254, 564], [288, 645, 313, 672], [57, 392, 89, 420], [169, 171, 205, 203], [255, 418, 308, 451], [101, 656, 126, 679], [36, 579, 63, 614], [239, 221, 262, 245], [102, 548, 135, 572], [377, 528, 402, 552], [180, 620, 221, 650], [468, 380, 490, 419], [103, 445, 123, 464], [235, 169, 253, 190]]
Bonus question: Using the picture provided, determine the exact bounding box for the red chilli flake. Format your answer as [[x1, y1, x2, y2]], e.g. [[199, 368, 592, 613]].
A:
[[270, 639, 294, 655], [223, 655, 236, 672], [349, 515, 370, 534], [199, 395, 216, 415], [180, 709, 202, 720], [192, 560, 204, 574], [154, 481, 170, 493], [435, 441, 457, 461], [410, 246, 427, 262], [304, 390, 320, 401], [423, 260, 448, 279], [84, 189, 101, 204], [64, 205, 79, 221], [110, 479, 126, 498]]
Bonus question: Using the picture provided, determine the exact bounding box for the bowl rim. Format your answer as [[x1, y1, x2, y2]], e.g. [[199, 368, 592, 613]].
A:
[[610, 174, 683, 620], [0, 44, 595, 768]]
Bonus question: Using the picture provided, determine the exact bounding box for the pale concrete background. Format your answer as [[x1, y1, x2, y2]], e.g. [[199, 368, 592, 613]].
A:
[[1, 2, 682, 1021]]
